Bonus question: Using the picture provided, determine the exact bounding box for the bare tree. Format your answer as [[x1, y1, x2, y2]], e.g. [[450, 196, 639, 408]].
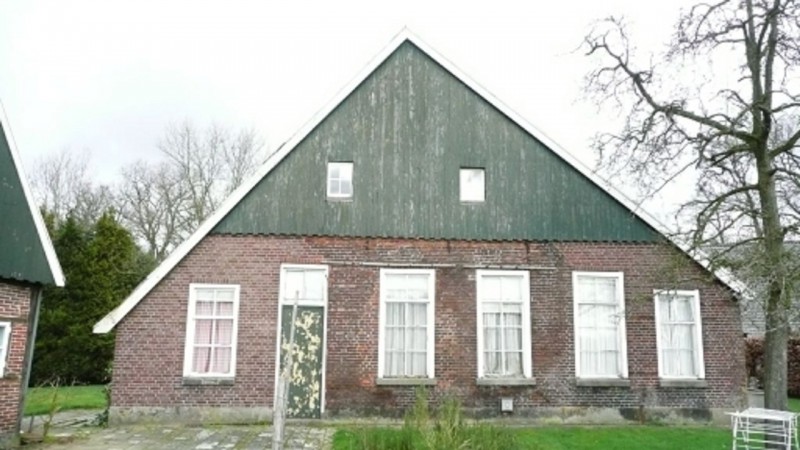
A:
[[116, 121, 265, 261], [158, 121, 265, 231], [583, 0, 800, 410], [30, 148, 114, 224], [116, 161, 189, 261]]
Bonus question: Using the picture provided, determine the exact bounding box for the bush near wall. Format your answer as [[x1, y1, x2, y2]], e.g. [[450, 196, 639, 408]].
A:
[[745, 337, 800, 396]]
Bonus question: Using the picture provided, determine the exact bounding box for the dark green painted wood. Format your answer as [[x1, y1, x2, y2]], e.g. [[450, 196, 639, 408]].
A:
[[214, 42, 659, 242], [279, 305, 324, 419], [0, 121, 54, 285]]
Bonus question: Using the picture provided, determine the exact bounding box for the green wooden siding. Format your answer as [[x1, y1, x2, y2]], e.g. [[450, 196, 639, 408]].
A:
[[214, 42, 658, 242], [0, 121, 54, 285]]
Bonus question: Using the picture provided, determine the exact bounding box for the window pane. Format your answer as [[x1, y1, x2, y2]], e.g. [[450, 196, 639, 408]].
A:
[[340, 181, 352, 196], [284, 271, 304, 301], [194, 320, 214, 344], [216, 301, 234, 317], [409, 352, 426, 377], [386, 303, 404, 326], [195, 288, 215, 301], [196, 301, 214, 315], [484, 351, 501, 375], [672, 297, 694, 322], [482, 276, 502, 301], [192, 347, 212, 373], [215, 289, 234, 301], [215, 319, 234, 346], [460, 168, 485, 202], [506, 352, 522, 376], [340, 163, 353, 180], [501, 277, 523, 302], [329, 166, 340, 179], [213, 347, 232, 374], [304, 270, 326, 301], [578, 276, 617, 304]]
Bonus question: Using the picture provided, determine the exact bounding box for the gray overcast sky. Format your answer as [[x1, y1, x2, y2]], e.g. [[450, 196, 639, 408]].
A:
[[0, 0, 697, 222]]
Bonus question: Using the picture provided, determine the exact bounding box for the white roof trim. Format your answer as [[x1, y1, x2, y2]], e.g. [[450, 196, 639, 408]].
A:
[[0, 102, 65, 287], [92, 29, 746, 334]]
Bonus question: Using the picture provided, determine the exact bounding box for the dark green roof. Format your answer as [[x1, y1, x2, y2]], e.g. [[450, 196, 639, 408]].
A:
[[213, 42, 658, 242], [0, 116, 61, 285]]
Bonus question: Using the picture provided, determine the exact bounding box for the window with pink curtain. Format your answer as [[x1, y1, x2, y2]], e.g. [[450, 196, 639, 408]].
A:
[[188, 286, 237, 376]]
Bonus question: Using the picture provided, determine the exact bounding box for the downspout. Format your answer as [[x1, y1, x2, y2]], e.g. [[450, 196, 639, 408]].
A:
[[16, 286, 42, 436]]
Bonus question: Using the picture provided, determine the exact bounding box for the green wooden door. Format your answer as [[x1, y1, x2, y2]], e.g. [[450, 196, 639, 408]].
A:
[[279, 305, 325, 418]]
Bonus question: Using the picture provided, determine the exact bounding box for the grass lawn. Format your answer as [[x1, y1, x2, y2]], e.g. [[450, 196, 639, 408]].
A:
[[24, 385, 107, 416], [333, 426, 732, 450], [515, 427, 730, 450]]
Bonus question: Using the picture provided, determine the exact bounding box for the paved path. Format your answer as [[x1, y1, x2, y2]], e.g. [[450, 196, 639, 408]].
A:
[[21, 411, 335, 450]]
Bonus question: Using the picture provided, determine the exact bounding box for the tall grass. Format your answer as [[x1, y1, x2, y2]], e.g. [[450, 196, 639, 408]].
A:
[[338, 388, 521, 450]]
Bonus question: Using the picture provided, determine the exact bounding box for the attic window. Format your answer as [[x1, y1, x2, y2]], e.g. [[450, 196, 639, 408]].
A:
[[327, 162, 353, 199], [460, 168, 485, 202]]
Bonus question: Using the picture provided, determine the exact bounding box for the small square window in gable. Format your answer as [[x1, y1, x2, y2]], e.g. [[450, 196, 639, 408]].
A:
[[460, 168, 485, 202], [327, 162, 353, 199]]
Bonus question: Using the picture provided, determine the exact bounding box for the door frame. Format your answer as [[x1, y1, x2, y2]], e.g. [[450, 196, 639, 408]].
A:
[[273, 263, 329, 416]]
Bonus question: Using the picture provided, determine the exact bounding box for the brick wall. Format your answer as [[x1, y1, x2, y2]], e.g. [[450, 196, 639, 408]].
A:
[[0, 280, 32, 445], [112, 235, 745, 418]]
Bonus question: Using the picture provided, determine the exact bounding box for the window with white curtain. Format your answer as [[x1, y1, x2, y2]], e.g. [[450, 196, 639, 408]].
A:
[[378, 269, 435, 379], [573, 272, 628, 379], [476, 271, 532, 379], [183, 284, 240, 377], [0, 321, 10, 377], [655, 290, 705, 379]]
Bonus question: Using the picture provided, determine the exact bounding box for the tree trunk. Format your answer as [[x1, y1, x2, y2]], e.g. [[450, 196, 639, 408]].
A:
[[756, 152, 788, 412]]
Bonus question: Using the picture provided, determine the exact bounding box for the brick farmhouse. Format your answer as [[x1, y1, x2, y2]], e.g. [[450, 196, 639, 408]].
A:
[[94, 31, 748, 424], [0, 109, 65, 447]]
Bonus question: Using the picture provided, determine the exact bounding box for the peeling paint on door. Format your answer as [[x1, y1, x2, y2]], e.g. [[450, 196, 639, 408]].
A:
[[279, 306, 324, 418]]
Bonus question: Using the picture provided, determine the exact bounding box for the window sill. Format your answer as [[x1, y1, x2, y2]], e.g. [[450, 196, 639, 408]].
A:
[[182, 377, 235, 386], [576, 378, 631, 387], [659, 379, 708, 388], [327, 197, 353, 203], [476, 377, 536, 386], [376, 378, 437, 386]]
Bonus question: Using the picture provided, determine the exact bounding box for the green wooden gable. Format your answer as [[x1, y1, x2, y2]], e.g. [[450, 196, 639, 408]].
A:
[[0, 118, 59, 285], [214, 41, 658, 242]]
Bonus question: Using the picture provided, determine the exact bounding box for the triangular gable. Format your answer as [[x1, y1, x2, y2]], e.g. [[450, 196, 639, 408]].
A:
[[93, 29, 745, 333], [212, 41, 657, 241], [0, 103, 64, 286]]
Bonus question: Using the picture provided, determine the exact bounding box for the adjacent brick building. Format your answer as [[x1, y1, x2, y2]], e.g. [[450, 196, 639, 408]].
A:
[[95, 31, 747, 424], [0, 110, 65, 447]]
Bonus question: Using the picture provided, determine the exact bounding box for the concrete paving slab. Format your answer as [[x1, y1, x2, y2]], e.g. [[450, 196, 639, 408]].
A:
[[22, 424, 334, 450]]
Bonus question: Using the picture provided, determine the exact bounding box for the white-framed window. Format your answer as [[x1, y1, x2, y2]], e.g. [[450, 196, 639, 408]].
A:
[[654, 290, 705, 379], [327, 162, 353, 199], [280, 265, 327, 306], [573, 272, 628, 379], [378, 269, 436, 379], [460, 168, 485, 202], [476, 270, 532, 379], [183, 284, 240, 378], [0, 322, 10, 377]]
